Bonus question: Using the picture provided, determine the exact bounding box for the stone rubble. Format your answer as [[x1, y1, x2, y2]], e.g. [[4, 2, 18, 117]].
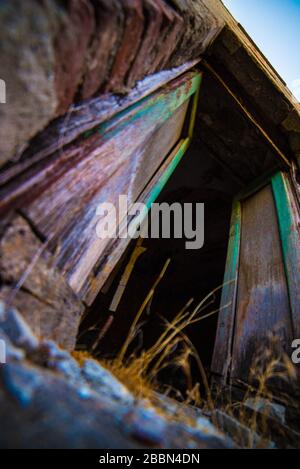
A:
[[0, 300, 236, 449], [1, 300, 299, 448]]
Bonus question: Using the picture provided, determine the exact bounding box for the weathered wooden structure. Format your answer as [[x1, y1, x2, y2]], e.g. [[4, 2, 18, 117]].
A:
[[1, 0, 300, 401]]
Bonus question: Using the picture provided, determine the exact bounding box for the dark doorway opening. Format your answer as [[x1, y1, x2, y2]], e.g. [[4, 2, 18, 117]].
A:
[[77, 133, 235, 396]]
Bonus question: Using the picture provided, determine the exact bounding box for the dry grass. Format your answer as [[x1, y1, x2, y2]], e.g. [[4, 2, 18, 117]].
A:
[[73, 335, 298, 448], [73, 260, 298, 448], [73, 259, 225, 427], [217, 337, 298, 448]]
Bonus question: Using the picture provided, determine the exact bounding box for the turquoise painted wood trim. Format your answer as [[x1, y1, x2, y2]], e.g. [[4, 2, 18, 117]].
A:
[[96, 72, 202, 141], [272, 172, 300, 337], [121, 72, 202, 236], [144, 74, 202, 209], [145, 138, 190, 210], [127, 138, 190, 237], [188, 81, 202, 139], [211, 200, 242, 381]]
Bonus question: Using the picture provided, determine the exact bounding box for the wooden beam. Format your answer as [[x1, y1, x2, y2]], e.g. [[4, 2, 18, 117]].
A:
[[211, 200, 241, 382], [0, 60, 201, 188], [202, 60, 291, 169]]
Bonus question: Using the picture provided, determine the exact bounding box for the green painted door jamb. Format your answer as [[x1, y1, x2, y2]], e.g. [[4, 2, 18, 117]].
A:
[[128, 71, 203, 236], [272, 172, 300, 338], [211, 199, 242, 383]]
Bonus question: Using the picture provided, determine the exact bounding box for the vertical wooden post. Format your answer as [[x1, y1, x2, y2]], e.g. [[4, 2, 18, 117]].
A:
[[272, 172, 300, 338], [211, 200, 241, 383]]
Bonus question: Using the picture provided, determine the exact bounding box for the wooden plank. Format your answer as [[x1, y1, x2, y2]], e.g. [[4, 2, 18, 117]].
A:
[[0, 61, 201, 188], [81, 87, 201, 305], [1, 0, 223, 168], [81, 138, 191, 306], [231, 185, 293, 383], [272, 172, 300, 338], [22, 99, 190, 297], [0, 69, 201, 348], [130, 100, 190, 203], [211, 200, 241, 381], [0, 71, 200, 216], [202, 61, 291, 169], [196, 74, 283, 189], [16, 72, 201, 298]]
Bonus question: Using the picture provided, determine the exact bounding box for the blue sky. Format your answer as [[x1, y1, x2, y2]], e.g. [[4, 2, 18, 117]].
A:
[[223, 0, 300, 101]]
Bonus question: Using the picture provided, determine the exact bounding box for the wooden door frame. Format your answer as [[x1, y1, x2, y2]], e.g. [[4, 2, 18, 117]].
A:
[[211, 170, 300, 384], [83, 71, 203, 305]]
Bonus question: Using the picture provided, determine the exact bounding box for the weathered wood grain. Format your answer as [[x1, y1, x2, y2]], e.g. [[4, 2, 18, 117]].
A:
[[272, 173, 300, 339], [0, 72, 199, 216], [14, 73, 200, 299], [231, 185, 293, 383], [211, 200, 241, 381], [0, 0, 220, 168], [0, 60, 200, 188], [81, 138, 191, 305], [24, 101, 189, 298]]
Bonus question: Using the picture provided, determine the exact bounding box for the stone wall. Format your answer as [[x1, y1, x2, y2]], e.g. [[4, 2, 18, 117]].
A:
[[0, 0, 222, 168]]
